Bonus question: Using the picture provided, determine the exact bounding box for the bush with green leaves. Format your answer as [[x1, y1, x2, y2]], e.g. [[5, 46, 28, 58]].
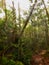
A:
[[0, 57, 24, 65]]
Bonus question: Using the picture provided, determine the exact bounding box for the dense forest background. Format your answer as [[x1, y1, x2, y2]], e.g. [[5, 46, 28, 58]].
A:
[[0, 0, 49, 65]]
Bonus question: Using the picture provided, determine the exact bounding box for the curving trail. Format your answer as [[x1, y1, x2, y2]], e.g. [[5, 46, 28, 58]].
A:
[[30, 50, 49, 65]]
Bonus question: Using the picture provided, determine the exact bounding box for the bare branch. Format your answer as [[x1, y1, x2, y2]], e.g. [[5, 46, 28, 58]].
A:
[[19, 0, 37, 38], [42, 0, 49, 21]]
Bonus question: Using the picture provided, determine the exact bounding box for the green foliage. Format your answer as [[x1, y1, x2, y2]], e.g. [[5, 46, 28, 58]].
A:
[[16, 61, 24, 65], [0, 57, 24, 65], [0, 0, 49, 65]]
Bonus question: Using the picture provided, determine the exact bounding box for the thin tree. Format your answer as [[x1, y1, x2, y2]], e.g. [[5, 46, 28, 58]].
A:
[[42, 0, 49, 48], [16, 0, 37, 41]]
